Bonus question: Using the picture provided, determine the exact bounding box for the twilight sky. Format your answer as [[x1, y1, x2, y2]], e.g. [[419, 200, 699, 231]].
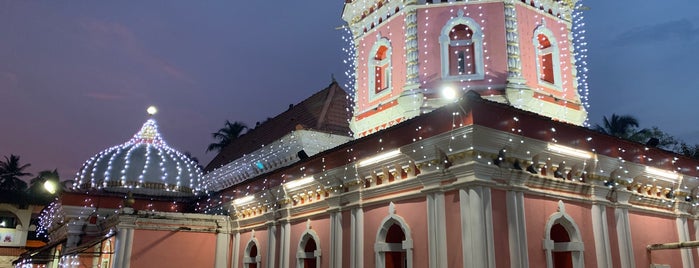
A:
[[1, 1, 698, 181]]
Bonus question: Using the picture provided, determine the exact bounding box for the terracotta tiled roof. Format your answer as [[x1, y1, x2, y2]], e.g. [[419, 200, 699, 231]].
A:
[[204, 81, 352, 172]]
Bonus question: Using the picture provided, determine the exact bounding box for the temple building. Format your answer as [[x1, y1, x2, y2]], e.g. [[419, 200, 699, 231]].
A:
[[14, 1, 699, 268]]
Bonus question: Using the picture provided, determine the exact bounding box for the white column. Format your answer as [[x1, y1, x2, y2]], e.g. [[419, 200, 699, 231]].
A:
[[506, 191, 529, 268], [615, 207, 635, 268], [121, 228, 135, 268], [232, 232, 240, 268], [112, 228, 127, 268], [427, 193, 448, 268], [330, 211, 343, 268], [351, 207, 364, 268], [215, 232, 230, 268], [591, 204, 612, 268], [676, 217, 695, 268], [460, 187, 495, 268], [279, 221, 291, 268], [266, 223, 277, 268]]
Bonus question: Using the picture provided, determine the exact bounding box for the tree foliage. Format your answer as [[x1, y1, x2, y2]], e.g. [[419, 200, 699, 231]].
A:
[[207, 120, 248, 153], [593, 114, 699, 160], [593, 114, 649, 143], [0, 154, 31, 191]]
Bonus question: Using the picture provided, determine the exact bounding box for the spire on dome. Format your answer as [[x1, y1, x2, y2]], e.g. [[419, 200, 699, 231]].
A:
[[129, 119, 166, 145]]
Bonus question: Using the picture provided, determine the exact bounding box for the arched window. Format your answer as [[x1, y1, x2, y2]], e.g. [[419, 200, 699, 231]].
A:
[[244, 238, 262, 268], [375, 203, 413, 268], [368, 36, 392, 100], [533, 23, 562, 89], [297, 228, 321, 268], [439, 10, 484, 81], [544, 201, 584, 268]]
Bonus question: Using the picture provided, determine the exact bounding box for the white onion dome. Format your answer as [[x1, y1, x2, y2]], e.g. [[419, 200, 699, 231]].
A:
[[74, 118, 202, 197]]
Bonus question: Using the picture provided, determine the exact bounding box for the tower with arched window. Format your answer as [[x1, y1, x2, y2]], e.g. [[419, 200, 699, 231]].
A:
[[343, 0, 587, 138]]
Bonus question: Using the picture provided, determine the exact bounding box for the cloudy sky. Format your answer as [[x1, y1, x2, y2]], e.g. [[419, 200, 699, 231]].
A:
[[1, 1, 698, 180]]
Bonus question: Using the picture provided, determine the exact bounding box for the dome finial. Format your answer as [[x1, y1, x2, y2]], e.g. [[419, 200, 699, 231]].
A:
[[147, 106, 158, 116]]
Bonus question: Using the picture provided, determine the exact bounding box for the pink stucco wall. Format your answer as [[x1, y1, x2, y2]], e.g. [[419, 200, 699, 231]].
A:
[[362, 197, 428, 268], [130, 229, 216, 268], [444, 190, 463, 267], [416, 3, 508, 92], [491, 189, 511, 268], [237, 228, 269, 268], [628, 211, 683, 267], [516, 5, 577, 102], [523, 195, 597, 267], [355, 14, 407, 112], [289, 216, 331, 268]]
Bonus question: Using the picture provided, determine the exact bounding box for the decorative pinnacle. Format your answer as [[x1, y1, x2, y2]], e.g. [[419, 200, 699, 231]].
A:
[[147, 106, 158, 116]]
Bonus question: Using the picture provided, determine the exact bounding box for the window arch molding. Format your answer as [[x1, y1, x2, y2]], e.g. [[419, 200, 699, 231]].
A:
[[368, 35, 393, 101], [296, 224, 322, 268], [244, 236, 262, 268], [533, 22, 562, 90], [374, 202, 413, 268], [439, 10, 485, 81], [543, 201, 585, 268]]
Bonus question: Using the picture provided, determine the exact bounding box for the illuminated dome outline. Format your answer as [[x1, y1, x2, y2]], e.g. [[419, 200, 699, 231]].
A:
[[74, 111, 202, 197]]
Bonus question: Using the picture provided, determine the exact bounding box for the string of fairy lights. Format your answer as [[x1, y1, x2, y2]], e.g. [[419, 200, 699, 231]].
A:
[[72, 118, 203, 195], [29, 4, 699, 266]]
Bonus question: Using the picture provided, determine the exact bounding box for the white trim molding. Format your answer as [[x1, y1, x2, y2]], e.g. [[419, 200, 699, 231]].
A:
[[296, 221, 322, 268], [506, 190, 529, 268], [459, 186, 495, 268], [243, 235, 262, 268], [374, 202, 414, 268], [543, 201, 585, 268], [439, 9, 485, 81], [533, 21, 562, 90], [615, 207, 635, 268], [368, 34, 393, 101], [351, 207, 364, 268], [427, 192, 448, 268], [676, 217, 695, 268], [591, 204, 612, 268]]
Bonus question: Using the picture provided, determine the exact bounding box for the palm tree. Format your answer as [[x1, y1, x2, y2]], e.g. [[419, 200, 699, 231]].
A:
[[207, 120, 248, 153], [0, 154, 32, 191], [593, 114, 649, 143]]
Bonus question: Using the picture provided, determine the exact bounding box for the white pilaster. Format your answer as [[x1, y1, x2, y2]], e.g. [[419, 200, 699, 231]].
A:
[[232, 232, 240, 268], [506, 191, 529, 268], [122, 228, 134, 268], [460, 187, 495, 268], [266, 224, 277, 268], [279, 222, 291, 268], [351, 207, 364, 268], [427, 192, 448, 268], [112, 228, 127, 268], [330, 211, 343, 268], [214, 232, 230, 268], [676, 217, 694, 268], [591, 204, 612, 268], [615, 207, 635, 268]]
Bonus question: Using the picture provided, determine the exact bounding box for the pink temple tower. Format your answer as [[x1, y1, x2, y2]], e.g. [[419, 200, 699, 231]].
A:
[[343, 0, 587, 137]]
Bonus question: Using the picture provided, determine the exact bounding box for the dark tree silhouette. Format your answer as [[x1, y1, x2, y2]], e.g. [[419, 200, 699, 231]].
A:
[[207, 120, 248, 153], [0, 154, 32, 191], [593, 114, 649, 143]]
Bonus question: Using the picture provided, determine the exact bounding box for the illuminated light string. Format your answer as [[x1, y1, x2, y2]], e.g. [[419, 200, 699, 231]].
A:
[[195, 2, 683, 213], [571, 0, 590, 125], [73, 118, 203, 195]]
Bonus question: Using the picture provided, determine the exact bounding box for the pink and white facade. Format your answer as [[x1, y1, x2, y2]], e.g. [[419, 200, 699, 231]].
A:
[[16, 1, 699, 268]]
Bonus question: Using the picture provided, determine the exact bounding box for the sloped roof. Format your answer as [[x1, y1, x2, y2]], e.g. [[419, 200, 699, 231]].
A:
[[204, 81, 351, 172]]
